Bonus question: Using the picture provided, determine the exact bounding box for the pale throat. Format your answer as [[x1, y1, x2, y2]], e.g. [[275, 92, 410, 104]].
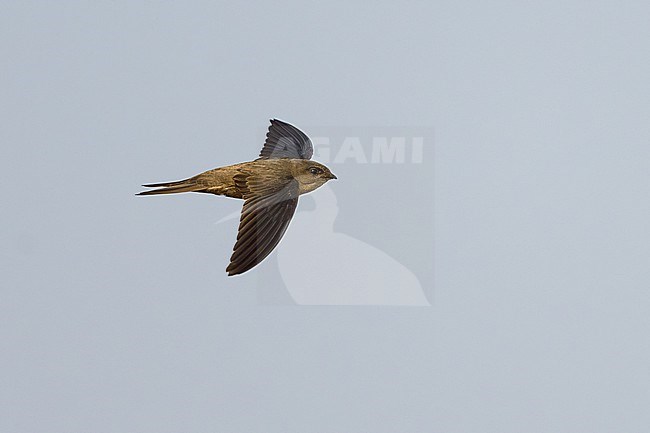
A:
[[298, 180, 326, 195]]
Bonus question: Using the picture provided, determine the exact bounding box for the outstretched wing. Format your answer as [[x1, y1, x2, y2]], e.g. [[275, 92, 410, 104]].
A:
[[226, 172, 300, 276], [258, 119, 313, 160]]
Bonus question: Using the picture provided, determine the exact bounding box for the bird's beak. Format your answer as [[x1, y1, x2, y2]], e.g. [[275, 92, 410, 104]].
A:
[[327, 173, 338, 180]]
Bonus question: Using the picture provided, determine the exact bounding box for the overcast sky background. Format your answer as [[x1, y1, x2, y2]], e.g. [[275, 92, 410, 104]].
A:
[[2, 1, 650, 432]]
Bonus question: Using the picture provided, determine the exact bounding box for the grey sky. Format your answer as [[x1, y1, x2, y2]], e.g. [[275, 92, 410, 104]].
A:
[[2, 1, 649, 432]]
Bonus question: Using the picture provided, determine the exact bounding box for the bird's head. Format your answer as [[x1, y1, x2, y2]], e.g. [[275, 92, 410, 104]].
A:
[[291, 160, 337, 194]]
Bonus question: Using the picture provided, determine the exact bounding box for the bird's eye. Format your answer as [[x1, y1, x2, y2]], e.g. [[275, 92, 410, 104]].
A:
[[309, 167, 323, 175]]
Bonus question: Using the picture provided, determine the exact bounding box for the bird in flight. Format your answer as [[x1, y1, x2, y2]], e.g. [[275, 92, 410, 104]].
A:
[[137, 119, 337, 276]]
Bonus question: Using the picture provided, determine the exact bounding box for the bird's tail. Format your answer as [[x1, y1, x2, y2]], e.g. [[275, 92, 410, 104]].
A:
[[136, 177, 205, 196]]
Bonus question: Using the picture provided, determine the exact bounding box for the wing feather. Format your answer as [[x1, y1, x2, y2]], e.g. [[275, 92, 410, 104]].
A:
[[258, 119, 313, 160], [226, 177, 299, 276]]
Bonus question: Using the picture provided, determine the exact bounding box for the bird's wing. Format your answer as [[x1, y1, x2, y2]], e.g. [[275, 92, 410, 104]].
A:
[[258, 119, 313, 160], [226, 172, 300, 276]]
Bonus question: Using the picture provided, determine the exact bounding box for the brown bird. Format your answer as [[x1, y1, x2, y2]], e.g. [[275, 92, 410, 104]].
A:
[[137, 119, 337, 276]]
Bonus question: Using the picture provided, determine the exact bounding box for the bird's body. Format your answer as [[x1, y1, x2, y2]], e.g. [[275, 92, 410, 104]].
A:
[[137, 119, 336, 276], [138, 158, 333, 199]]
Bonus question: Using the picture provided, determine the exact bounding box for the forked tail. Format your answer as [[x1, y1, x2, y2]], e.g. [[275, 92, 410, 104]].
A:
[[136, 178, 205, 196]]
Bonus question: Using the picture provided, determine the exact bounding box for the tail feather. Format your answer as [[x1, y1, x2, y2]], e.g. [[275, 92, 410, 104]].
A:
[[137, 178, 205, 196]]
